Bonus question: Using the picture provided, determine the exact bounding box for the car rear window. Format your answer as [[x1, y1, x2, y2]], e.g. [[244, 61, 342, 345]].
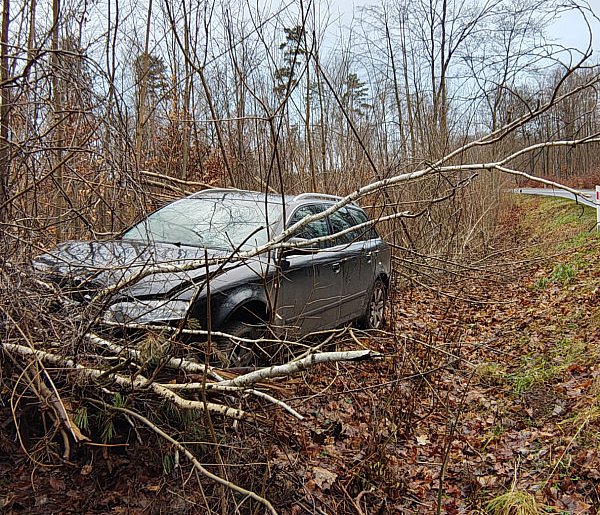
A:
[[329, 207, 360, 245], [288, 204, 379, 248]]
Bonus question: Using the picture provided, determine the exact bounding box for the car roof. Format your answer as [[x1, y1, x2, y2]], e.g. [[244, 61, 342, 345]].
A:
[[188, 188, 292, 204], [188, 188, 359, 208]]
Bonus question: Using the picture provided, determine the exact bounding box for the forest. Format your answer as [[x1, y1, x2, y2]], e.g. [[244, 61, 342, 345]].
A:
[[1, 0, 600, 513]]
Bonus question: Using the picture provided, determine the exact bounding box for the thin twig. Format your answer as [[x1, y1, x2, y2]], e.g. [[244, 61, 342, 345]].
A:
[[106, 404, 278, 515]]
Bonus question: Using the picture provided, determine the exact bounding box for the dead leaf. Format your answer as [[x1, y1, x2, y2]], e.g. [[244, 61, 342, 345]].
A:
[[49, 477, 65, 491], [312, 466, 337, 491], [416, 435, 430, 446], [476, 475, 498, 487]]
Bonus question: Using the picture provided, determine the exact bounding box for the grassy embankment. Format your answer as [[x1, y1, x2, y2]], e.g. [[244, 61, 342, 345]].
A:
[[469, 195, 600, 513]]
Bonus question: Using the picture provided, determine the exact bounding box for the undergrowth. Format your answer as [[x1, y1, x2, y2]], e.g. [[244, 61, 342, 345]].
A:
[[2, 194, 600, 513]]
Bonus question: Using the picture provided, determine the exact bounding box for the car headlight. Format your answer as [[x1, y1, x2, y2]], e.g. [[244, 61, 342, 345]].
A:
[[102, 299, 190, 325]]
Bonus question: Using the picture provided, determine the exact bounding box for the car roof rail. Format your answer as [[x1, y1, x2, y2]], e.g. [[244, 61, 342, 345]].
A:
[[190, 189, 358, 205], [189, 187, 241, 198], [293, 192, 352, 203]]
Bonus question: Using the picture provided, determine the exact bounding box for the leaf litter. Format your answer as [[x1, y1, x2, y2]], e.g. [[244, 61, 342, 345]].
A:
[[2, 196, 600, 513]]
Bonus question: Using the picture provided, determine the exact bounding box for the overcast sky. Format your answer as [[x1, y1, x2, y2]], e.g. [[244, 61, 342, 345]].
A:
[[549, 6, 600, 54], [326, 0, 600, 55]]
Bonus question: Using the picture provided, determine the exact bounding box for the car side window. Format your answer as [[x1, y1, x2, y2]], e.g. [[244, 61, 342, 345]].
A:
[[348, 207, 379, 240], [287, 205, 330, 248], [329, 207, 358, 245]]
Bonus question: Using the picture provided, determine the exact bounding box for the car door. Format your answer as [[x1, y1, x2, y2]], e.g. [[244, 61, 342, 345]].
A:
[[347, 206, 386, 310], [327, 206, 367, 322], [275, 204, 344, 335]]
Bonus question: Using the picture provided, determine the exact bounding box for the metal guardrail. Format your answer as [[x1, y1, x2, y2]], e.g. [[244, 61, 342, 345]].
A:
[[513, 186, 600, 231]]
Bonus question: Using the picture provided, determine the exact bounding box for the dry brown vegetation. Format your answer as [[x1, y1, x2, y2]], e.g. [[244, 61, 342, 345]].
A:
[[2, 0, 600, 513], [3, 195, 600, 513]]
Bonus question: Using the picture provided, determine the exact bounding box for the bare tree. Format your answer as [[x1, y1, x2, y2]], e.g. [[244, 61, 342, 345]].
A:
[[0, 0, 9, 220]]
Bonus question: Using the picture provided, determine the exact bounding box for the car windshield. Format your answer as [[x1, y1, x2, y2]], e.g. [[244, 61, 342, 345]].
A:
[[122, 196, 282, 251]]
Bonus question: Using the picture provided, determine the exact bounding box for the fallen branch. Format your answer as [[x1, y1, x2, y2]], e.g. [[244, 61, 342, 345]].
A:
[[162, 382, 304, 420], [87, 333, 304, 420], [219, 349, 382, 388], [2, 342, 245, 419], [2, 307, 90, 453], [86, 333, 224, 381]]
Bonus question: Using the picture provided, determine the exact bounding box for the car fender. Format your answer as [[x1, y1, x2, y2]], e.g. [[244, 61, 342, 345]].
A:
[[212, 284, 270, 328]]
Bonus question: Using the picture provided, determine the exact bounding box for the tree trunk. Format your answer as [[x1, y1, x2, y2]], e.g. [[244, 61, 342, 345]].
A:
[[51, 0, 64, 236], [0, 0, 9, 219], [134, 0, 153, 172]]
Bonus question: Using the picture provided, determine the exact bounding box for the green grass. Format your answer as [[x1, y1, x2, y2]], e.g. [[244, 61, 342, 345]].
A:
[[558, 230, 600, 252], [516, 196, 597, 235], [536, 197, 596, 228], [509, 339, 586, 395], [73, 406, 89, 432], [481, 424, 506, 452], [475, 362, 507, 387], [514, 197, 600, 269], [487, 195, 600, 510], [534, 262, 578, 289], [486, 489, 543, 515], [549, 263, 577, 283]]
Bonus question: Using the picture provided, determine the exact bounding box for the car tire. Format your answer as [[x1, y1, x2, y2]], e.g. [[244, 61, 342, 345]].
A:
[[218, 320, 266, 367], [358, 279, 387, 330]]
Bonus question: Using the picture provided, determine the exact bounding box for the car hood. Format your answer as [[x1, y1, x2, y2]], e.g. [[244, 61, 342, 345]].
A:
[[33, 239, 236, 299]]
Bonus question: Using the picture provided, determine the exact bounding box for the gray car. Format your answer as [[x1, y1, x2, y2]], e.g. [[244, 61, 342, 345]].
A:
[[33, 189, 391, 365]]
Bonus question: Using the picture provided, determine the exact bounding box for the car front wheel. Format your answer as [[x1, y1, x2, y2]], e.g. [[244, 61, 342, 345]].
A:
[[218, 320, 266, 368]]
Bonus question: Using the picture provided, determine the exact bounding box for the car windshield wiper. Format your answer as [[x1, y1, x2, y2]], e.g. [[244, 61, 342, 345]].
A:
[[122, 236, 233, 252], [163, 240, 207, 249]]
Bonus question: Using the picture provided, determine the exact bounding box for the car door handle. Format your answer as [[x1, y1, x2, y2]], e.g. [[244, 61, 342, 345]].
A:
[[331, 262, 341, 273], [366, 250, 379, 263]]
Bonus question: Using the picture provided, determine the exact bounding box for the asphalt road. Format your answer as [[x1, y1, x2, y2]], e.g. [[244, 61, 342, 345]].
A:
[[514, 187, 597, 208]]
